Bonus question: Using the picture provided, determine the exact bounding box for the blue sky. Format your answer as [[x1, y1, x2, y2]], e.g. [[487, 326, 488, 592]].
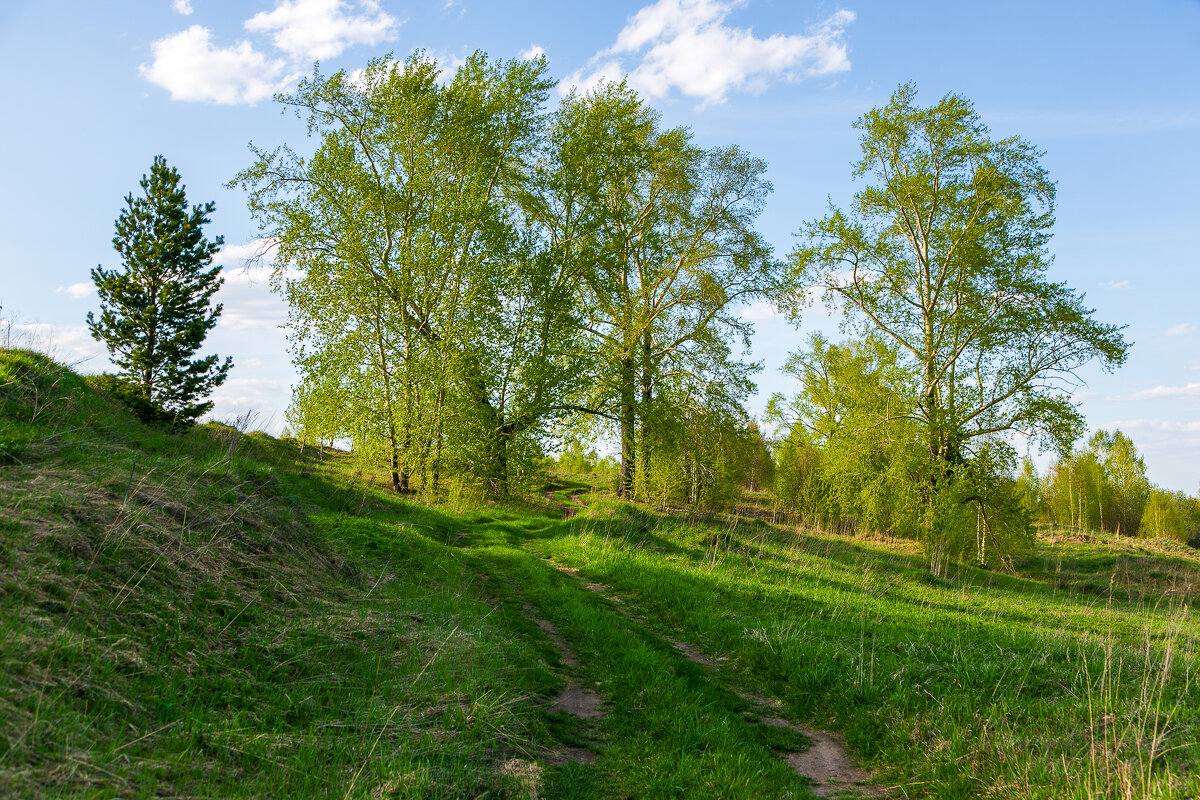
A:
[[1, 0, 1197, 492]]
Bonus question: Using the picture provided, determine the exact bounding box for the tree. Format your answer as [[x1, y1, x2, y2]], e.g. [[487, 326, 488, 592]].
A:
[[526, 81, 776, 497], [767, 334, 928, 538], [88, 155, 231, 425], [1044, 429, 1150, 534], [235, 52, 566, 495], [784, 84, 1128, 561], [1089, 429, 1150, 536]]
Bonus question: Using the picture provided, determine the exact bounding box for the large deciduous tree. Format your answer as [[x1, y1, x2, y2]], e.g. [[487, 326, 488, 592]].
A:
[[88, 155, 231, 425], [784, 84, 1129, 564], [235, 52, 569, 495], [526, 82, 776, 497]]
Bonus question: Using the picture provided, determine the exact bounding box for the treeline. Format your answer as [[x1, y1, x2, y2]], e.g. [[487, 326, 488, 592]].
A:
[[240, 52, 775, 500], [242, 56, 1143, 567], [768, 411, 1200, 550], [1018, 431, 1200, 545]]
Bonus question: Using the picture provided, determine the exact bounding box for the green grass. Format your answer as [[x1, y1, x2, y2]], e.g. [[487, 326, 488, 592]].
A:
[[0, 350, 566, 798], [525, 498, 1200, 799], [3, 348, 1198, 799]]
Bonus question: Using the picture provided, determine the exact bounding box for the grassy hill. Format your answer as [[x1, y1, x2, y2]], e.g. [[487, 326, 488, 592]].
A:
[[2, 349, 1197, 799]]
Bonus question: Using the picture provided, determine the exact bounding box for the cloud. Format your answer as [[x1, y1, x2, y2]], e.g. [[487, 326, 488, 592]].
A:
[[215, 238, 279, 267], [564, 1, 855, 106], [6, 323, 109, 368], [206, 377, 288, 433], [739, 299, 782, 321], [1123, 383, 1200, 401], [172, 0, 193, 14], [521, 44, 546, 61], [1165, 322, 1196, 337], [140, 25, 297, 104], [213, 267, 290, 332], [56, 282, 94, 299], [1102, 280, 1131, 290], [244, 0, 399, 62], [143, 2, 397, 105]]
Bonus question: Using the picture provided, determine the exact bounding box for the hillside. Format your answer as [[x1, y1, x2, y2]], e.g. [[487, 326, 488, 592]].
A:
[[1, 349, 1198, 799]]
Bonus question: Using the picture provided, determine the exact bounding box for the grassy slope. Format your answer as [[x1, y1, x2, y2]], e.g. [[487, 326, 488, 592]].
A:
[[2, 349, 1198, 799], [0, 351, 565, 798]]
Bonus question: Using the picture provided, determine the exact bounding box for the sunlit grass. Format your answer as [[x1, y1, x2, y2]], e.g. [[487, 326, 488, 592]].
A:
[[526, 496, 1200, 799], [4, 349, 1198, 798]]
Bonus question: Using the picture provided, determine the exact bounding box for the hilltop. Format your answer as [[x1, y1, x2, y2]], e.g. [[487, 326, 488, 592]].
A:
[[1, 349, 1197, 799]]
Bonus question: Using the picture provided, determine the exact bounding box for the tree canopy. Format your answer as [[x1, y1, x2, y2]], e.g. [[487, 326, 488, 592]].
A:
[[779, 84, 1130, 565], [528, 81, 777, 498], [786, 84, 1128, 464], [88, 155, 231, 425]]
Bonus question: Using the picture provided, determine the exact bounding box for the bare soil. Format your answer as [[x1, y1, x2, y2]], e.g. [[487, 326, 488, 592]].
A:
[[761, 717, 883, 797], [523, 606, 605, 764]]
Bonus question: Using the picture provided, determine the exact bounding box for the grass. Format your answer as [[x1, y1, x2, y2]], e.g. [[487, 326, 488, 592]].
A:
[[525, 499, 1200, 799], [2, 347, 1198, 798], [0, 350, 565, 798]]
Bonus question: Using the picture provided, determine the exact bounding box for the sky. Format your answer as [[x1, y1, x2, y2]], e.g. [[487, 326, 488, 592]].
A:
[[1, 0, 1197, 492]]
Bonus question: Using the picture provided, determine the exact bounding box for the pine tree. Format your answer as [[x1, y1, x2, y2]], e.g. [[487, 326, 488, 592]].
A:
[[87, 156, 232, 425]]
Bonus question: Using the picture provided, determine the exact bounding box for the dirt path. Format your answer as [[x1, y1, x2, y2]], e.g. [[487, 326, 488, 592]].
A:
[[542, 561, 890, 798], [540, 487, 589, 520], [523, 606, 605, 765]]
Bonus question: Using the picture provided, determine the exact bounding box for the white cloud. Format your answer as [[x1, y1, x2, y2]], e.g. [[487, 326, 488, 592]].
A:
[[521, 44, 546, 61], [57, 282, 94, 299], [1124, 383, 1200, 401], [214, 267, 290, 332], [215, 237, 279, 267], [1165, 322, 1196, 337], [207, 377, 288, 433], [1102, 280, 1131, 290], [244, 0, 399, 62], [564, 1, 855, 106], [740, 299, 782, 321], [6, 323, 109, 368], [209, 376, 288, 405], [172, 0, 194, 14], [140, 25, 297, 104]]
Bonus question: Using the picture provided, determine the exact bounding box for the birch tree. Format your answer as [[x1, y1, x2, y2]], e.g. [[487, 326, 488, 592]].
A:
[[785, 84, 1128, 562], [234, 51, 567, 494], [526, 82, 776, 496]]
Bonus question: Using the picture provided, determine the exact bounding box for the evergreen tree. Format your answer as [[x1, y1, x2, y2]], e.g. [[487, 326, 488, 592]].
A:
[[88, 156, 231, 425]]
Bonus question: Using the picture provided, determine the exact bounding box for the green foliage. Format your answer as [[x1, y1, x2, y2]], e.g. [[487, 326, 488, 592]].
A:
[[1138, 489, 1200, 544], [769, 334, 930, 538], [786, 83, 1127, 463], [779, 84, 1129, 564], [237, 52, 568, 497], [635, 394, 762, 511], [530, 81, 778, 499], [90, 372, 181, 428], [87, 156, 231, 426], [1044, 429, 1152, 536]]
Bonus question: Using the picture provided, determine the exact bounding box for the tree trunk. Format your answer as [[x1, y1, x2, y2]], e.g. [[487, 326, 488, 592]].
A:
[[618, 356, 636, 498], [636, 333, 654, 500], [431, 386, 445, 492]]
